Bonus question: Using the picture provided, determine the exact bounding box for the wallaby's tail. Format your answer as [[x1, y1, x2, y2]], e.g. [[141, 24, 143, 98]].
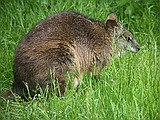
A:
[[1, 90, 15, 101]]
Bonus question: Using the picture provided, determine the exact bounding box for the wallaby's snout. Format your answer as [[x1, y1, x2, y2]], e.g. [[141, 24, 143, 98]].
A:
[[126, 37, 140, 53], [130, 37, 140, 53], [135, 42, 140, 53]]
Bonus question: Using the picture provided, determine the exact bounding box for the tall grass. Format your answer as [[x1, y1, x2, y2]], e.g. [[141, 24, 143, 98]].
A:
[[0, 0, 159, 120]]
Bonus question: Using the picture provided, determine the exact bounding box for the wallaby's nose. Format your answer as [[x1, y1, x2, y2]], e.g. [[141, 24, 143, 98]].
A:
[[136, 45, 140, 52], [137, 46, 140, 51]]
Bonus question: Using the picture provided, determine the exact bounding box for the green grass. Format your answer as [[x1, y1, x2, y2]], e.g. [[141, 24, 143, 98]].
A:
[[0, 0, 160, 120]]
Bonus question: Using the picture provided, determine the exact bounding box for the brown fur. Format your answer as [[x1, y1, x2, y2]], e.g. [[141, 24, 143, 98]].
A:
[[2, 11, 140, 100]]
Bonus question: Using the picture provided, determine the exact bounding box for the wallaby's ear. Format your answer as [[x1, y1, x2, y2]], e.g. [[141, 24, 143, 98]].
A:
[[106, 13, 117, 21], [105, 13, 118, 31]]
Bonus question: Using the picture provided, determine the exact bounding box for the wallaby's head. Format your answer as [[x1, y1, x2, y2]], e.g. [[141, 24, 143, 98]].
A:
[[105, 13, 140, 54]]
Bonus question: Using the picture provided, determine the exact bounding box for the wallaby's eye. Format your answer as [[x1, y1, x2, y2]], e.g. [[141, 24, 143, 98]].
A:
[[127, 36, 132, 42]]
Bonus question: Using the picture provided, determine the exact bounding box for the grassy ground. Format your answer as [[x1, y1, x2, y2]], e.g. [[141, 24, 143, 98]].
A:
[[0, 0, 160, 120]]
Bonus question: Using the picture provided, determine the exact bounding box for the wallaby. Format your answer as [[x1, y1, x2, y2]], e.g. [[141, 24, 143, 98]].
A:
[[2, 11, 140, 100]]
